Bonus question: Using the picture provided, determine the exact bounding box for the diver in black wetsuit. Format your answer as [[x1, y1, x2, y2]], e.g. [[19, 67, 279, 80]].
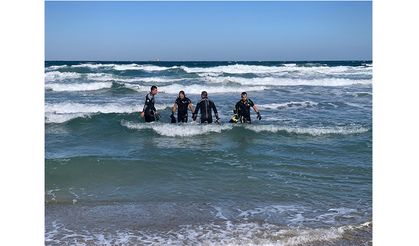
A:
[[192, 91, 220, 124], [140, 85, 159, 122], [234, 92, 261, 123], [171, 91, 194, 123]]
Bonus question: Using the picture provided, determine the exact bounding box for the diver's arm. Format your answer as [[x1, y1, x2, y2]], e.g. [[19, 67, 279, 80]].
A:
[[140, 95, 149, 118], [192, 102, 200, 121], [193, 103, 200, 115], [211, 101, 220, 120], [253, 105, 261, 120], [188, 102, 194, 112], [234, 102, 240, 114], [252, 105, 259, 113], [172, 103, 177, 113]]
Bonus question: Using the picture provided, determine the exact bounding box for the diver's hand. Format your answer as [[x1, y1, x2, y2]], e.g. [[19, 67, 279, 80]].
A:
[[192, 113, 197, 121], [140, 111, 145, 118], [257, 112, 262, 120], [215, 114, 220, 123]]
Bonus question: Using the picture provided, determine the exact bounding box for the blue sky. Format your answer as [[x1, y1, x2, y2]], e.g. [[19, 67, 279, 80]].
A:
[[45, 1, 372, 61]]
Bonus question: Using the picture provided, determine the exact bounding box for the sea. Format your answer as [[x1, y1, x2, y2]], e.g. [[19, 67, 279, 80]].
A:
[[45, 61, 372, 245]]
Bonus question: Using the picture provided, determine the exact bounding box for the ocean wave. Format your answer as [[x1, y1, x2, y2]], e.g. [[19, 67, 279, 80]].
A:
[[205, 76, 372, 86], [181, 64, 372, 76], [181, 64, 289, 74], [243, 125, 369, 136], [45, 102, 143, 114], [352, 91, 373, 97], [120, 121, 369, 137], [69, 63, 176, 71], [45, 63, 372, 78], [46, 102, 171, 114], [121, 121, 233, 137], [45, 103, 172, 123], [45, 71, 81, 82], [45, 71, 184, 83], [44, 71, 371, 88], [113, 64, 177, 71], [46, 220, 371, 246], [257, 101, 318, 110], [45, 113, 92, 124], [132, 83, 268, 94], [71, 63, 115, 69], [86, 73, 183, 83], [45, 82, 113, 92], [45, 65, 69, 71]]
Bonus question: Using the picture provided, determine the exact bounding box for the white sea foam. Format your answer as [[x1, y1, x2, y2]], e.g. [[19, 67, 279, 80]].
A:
[[205, 76, 372, 86], [181, 64, 372, 76], [131, 83, 268, 94], [45, 103, 172, 123], [45, 71, 182, 84], [45, 102, 171, 114], [212, 206, 229, 220], [45, 82, 113, 92], [283, 63, 297, 67], [70, 63, 176, 71], [352, 91, 373, 97], [86, 73, 183, 83], [181, 64, 288, 74], [258, 101, 318, 110], [45, 113, 91, 124], [243, 124, 369, 136], [45, 71, 371, 88], [45, 65, 68, 71], [120, 122, 369, 137], [71, 63, 114, 69], [45, 71, 82, 82], [113, 64, 176, 71], [45, 220, 371, 246], [315, 208, 360, 224], [121, 121, 233, 137], [238, 205, 301, 218]]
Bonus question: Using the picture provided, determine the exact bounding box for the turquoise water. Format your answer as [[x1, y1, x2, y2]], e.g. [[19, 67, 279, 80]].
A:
[[45, 61, 372, 245]]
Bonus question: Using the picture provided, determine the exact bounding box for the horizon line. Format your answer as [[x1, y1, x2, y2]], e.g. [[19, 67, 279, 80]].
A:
[[45, 59, 373, 62]]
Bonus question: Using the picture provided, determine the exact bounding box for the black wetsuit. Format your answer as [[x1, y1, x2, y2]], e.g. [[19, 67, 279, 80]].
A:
[[175, 97, 192, 123], [235, 99, 255, 123], [143, 93, 157, 122], [193, 98, 218, 124]]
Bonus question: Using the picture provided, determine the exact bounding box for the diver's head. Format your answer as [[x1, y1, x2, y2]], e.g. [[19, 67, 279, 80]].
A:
[[179, 90, 185, 99], [201, 91, 208, 99], [241, 92, 247, 101], [150, 85, 158, 95]]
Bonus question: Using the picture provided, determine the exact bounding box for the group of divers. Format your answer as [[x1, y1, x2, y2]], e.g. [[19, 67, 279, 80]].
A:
[[140, 85, 262, 124]]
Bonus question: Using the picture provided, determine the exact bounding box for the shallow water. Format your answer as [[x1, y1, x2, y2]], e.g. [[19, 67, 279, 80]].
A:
[[45, 61, 372, 245]]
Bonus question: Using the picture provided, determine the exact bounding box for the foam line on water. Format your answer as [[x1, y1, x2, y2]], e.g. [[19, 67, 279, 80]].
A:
[[44, 103, 172, 123], [45, 82, 113, 92], [205, 76, 371, 86], [181, 64, 372, 75], [258, 101, 318, 110], [121, 121, 233, 137], [45, 220, 372, 245], [132, 83, 268, 94], [45, 71, 81, 82], [69, 63, 177, 71], [45, 102, 171, 114], [244, 124, 370, 136], [120, 122, 369, 137]]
